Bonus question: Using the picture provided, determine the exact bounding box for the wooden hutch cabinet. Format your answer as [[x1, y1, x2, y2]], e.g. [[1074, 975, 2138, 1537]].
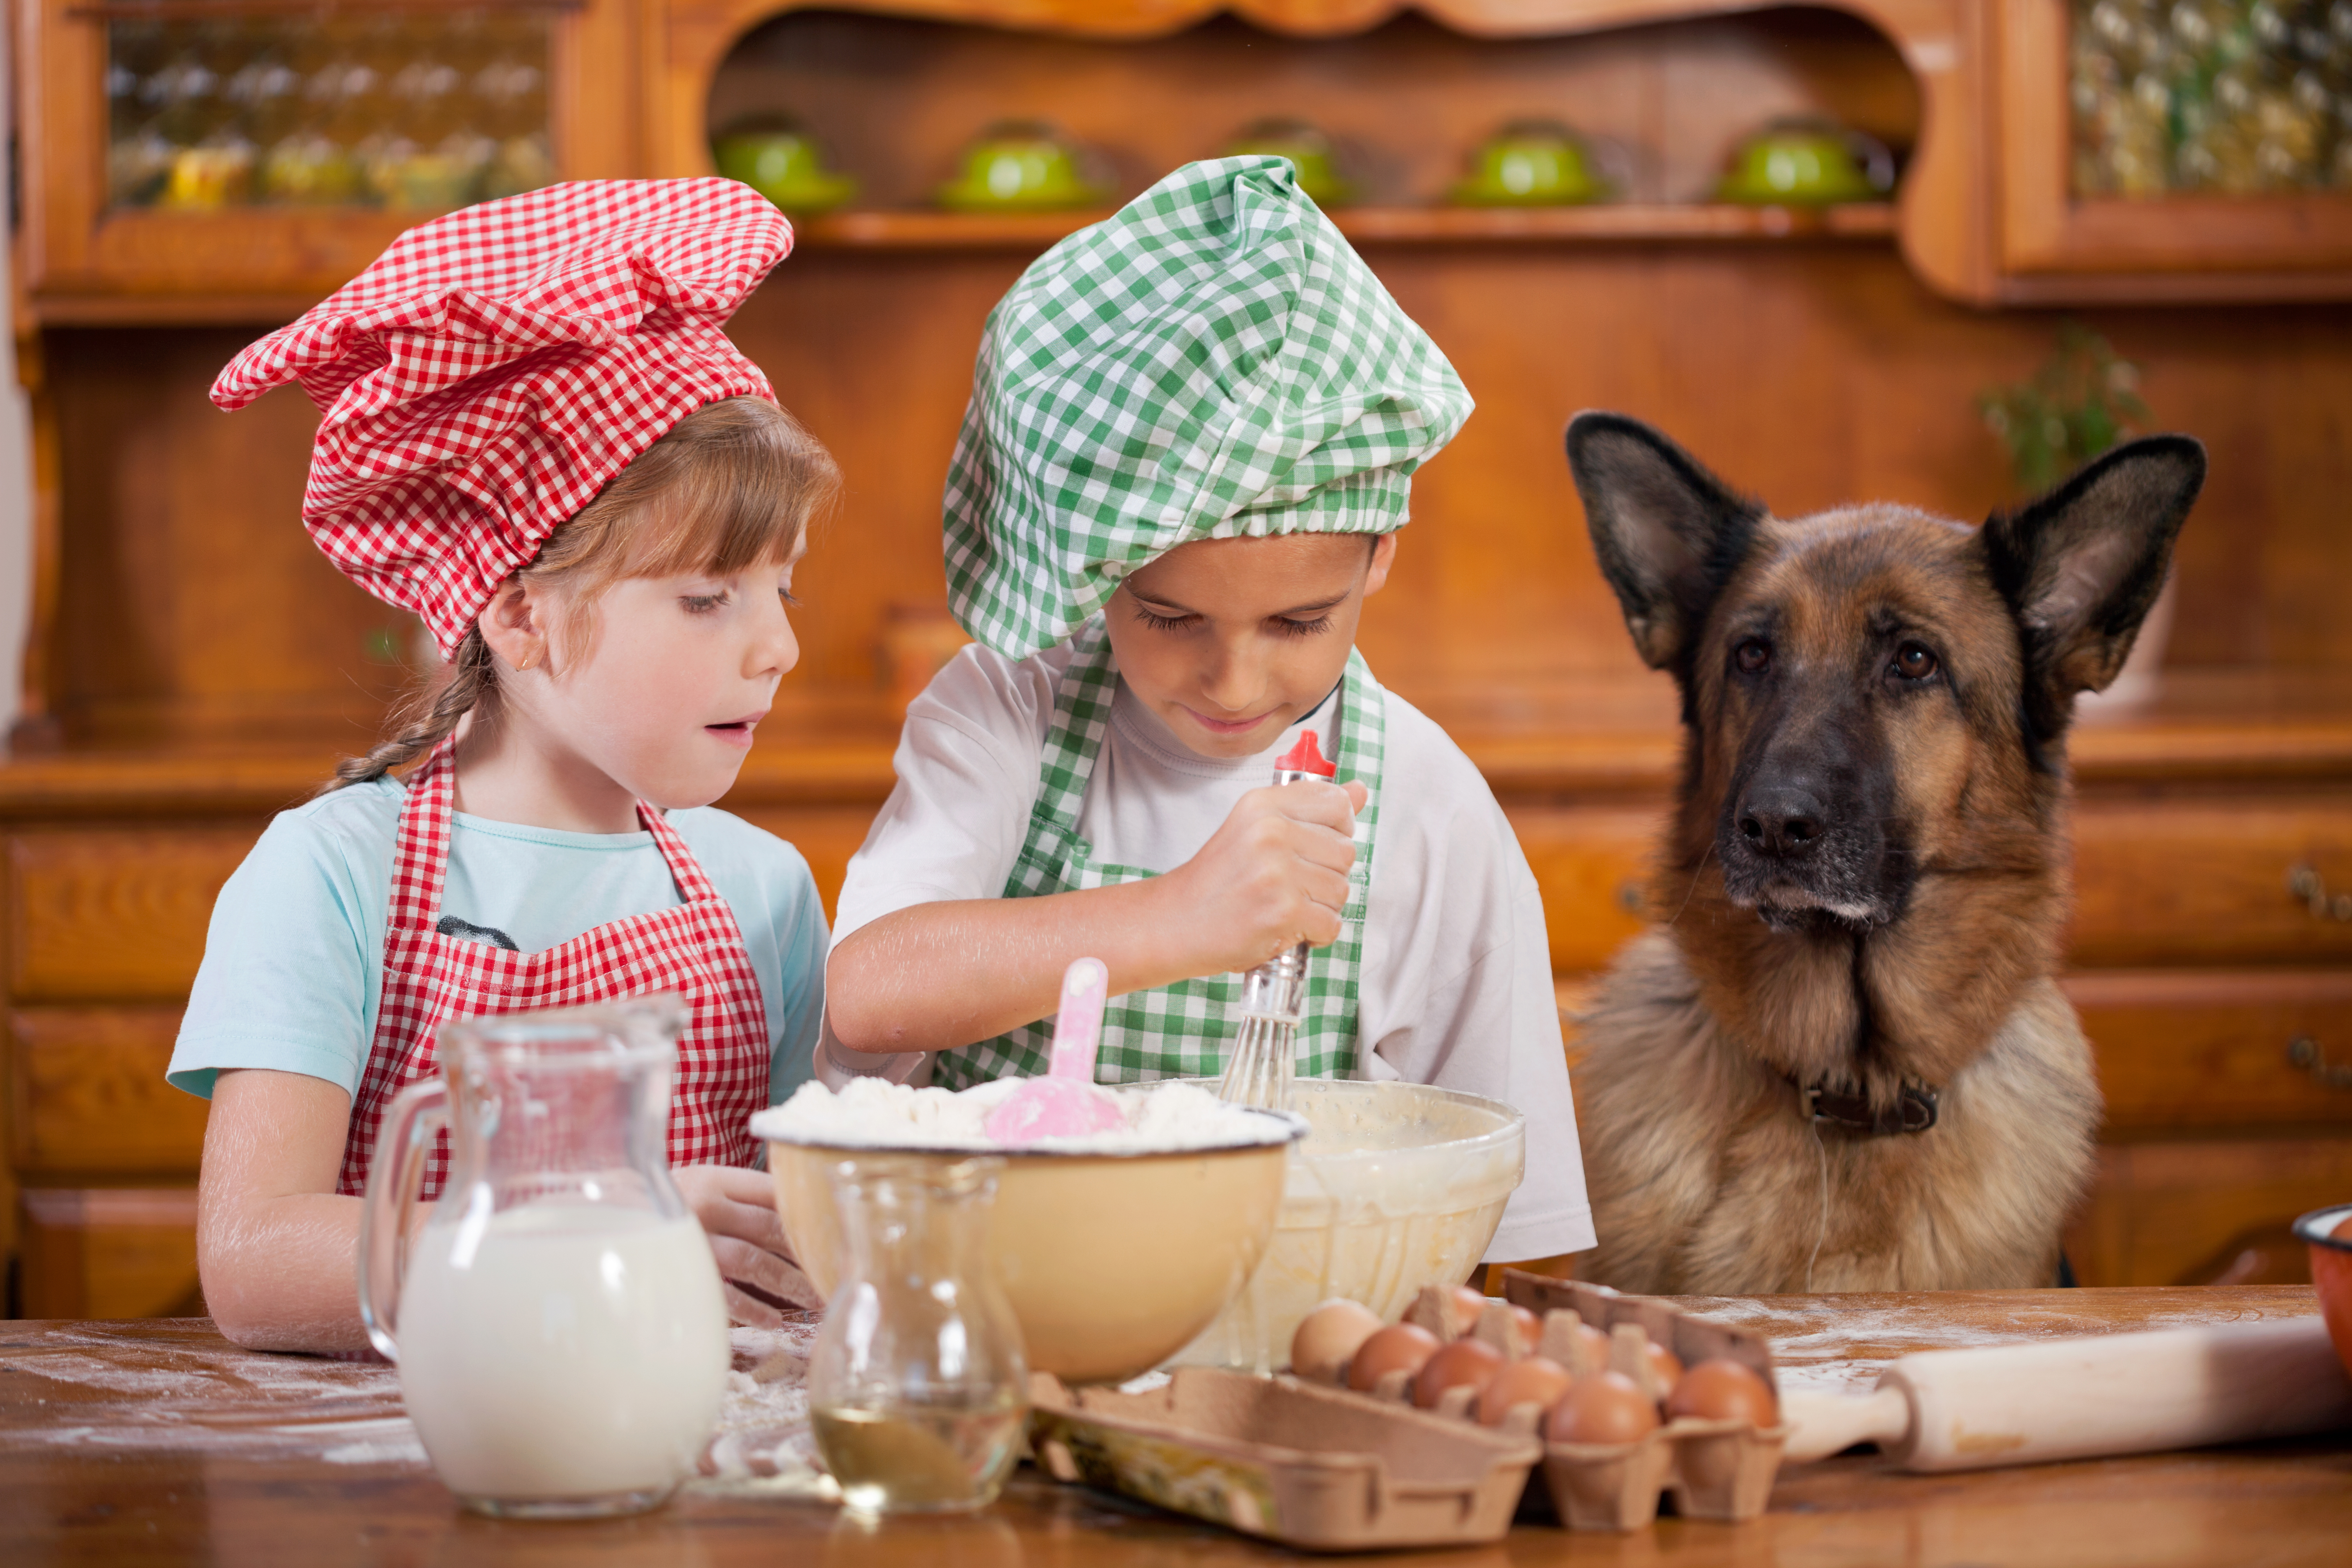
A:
[[7, 0, 2352, 1316]]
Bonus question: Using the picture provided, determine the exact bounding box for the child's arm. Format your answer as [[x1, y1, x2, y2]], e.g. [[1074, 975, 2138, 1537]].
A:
[[196, 1068, 376, 1354], [199, 1072, 815, 1349], [827, 777, 1367, 1056]]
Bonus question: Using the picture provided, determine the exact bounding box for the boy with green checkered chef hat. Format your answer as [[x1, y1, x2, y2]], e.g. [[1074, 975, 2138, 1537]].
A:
[[820, 157, 1593, 1266]]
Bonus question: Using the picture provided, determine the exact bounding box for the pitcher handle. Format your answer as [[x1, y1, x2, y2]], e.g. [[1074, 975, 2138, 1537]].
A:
[[356, 1076, 447, 1363]]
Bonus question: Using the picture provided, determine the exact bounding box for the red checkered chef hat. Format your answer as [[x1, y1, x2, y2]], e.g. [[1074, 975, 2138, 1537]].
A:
[[211, 178, 792, 654]]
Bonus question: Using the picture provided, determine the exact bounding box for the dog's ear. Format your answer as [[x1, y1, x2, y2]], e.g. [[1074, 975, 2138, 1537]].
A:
[[1565, 412, 1766, 671], [1980, 434, 2205, 731]]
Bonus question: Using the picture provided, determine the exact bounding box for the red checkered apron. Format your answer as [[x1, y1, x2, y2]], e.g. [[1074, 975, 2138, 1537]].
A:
[[335, 739, 770, 1197]]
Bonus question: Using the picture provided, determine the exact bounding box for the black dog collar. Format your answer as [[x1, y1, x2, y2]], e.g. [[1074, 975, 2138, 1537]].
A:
[[1790, 1078, 1940, 1136]]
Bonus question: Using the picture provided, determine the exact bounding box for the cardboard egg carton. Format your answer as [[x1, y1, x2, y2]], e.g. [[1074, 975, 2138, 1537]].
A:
[[1323, 1274, 1788, 1530], [1027, 1367, 1541, 1550]]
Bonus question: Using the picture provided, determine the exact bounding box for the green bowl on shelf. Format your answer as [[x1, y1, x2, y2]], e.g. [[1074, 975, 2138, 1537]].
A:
[[712, 119, 858, 218], [1221, 119, 1355, 207], [1716, 118, 1894, 205], [1450, 120, 1606, 206], [936, 121, 1108, 212]]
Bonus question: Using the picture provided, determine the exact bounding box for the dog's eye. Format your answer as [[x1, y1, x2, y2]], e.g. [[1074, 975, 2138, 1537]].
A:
[[1733, 638, 1772, 675], [1893, 642, 1940, 681]]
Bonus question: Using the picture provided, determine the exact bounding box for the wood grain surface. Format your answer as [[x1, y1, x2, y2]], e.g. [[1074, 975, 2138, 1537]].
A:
[[3, 828, 257, 1002], [4, 1290, 2349, 1566], [8, 1006, 204, 1174], [14, 1191, 203, 1320], [2068, 800, 2352, 970], [2070, 1142, 2352, 1290], [2066, 972, 2352, 1135]]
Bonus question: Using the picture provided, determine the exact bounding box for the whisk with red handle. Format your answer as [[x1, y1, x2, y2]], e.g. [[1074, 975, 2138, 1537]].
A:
[[1217, 730, 1339, 1110]]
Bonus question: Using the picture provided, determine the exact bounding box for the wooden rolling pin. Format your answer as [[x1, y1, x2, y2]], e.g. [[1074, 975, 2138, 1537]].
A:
[[1778, 1314, 2352, 1472]]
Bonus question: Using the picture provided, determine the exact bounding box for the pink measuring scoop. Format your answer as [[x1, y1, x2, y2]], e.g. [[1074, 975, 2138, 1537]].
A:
[[982, 956, 1127, 1145]]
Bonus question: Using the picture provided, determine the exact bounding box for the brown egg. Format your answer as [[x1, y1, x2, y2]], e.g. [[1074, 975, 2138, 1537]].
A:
[[1560, 1320, 1612, 1376], [1545, 1371, 1660, 1445], [1509, 1305, 1542, 1355], [1665, 1358, 1780, 1427], [1413, 1336, 1505, 1409], [1643, 1339, 1685, 1391], [1290, 1299, 1384, 1385], [1445, 1284, 1490, 1337], [1346, 1323, 1441, 1393], [1476, 1355, 1572, 1426]]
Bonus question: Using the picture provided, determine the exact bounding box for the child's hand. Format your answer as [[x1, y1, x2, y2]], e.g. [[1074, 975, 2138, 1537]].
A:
[[673, 1164, 820, 1327], [1162, 778, 1369, 975]]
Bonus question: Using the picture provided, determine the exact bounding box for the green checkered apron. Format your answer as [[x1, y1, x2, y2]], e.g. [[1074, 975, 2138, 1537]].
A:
[[932, 619, 1385, 1089]]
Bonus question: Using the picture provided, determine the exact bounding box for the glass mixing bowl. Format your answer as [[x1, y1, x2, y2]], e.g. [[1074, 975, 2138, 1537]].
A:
[[1168, 1079, 1525, 1373]]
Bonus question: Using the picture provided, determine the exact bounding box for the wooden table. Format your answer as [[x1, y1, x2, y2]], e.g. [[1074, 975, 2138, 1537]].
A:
[[6, 1287, 2349, 1566]]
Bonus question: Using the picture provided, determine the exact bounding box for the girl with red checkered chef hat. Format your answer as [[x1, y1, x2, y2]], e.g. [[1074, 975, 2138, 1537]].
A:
[[168, 180, 838, 1354]]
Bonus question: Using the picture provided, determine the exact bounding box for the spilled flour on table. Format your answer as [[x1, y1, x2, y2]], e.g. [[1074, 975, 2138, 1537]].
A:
[[0, 1321, 417, 1460], [4, 1316, 832, 1483], [689, 1319, 836, 1499], [320, 1431, 431, 1466], [1682, 1300, 2025, 1394]]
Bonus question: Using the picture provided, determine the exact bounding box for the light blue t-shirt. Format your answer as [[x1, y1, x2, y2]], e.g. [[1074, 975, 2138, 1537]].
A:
[[168, 776, 828, 1107]]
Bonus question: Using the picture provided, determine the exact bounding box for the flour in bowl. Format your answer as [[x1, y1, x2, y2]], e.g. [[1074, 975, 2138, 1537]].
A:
[[750, 1077, 1296, 1154]]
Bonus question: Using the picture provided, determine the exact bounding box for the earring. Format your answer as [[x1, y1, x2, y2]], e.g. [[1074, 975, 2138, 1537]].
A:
[[516, 649, 537, 673]]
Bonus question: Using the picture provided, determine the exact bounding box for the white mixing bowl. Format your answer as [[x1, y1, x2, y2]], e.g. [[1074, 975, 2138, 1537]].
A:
[[1167, 1079, 1525, 1372]]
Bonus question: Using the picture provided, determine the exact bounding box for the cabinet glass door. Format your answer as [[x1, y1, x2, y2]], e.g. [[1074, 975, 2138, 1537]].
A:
[[2069, 0, 2351, 196], [1996, 0, 2352, 293], [104, 8, 553, 216]]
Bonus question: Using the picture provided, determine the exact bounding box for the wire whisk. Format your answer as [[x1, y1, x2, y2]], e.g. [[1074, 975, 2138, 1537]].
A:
[[1217, 733, 1340, 1112], [1219, 943, 1305, 1110]]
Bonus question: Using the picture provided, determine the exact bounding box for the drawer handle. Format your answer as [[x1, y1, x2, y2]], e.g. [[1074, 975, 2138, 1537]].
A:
[[2286, 863, 2352, 922], [2287, 1035, 2352, 1091]]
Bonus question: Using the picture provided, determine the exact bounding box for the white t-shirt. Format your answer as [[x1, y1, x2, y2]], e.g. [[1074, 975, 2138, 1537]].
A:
[[831, 640, 1594, 1262], [169, 777, 830, 1109]]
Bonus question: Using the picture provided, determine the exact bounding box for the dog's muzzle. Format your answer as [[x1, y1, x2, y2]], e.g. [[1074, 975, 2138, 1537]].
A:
[[1719, 778, 1905, 928]]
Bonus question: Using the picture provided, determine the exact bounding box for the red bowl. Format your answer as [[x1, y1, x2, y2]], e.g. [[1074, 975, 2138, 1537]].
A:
[[2293, 1204, 2352, 1379]]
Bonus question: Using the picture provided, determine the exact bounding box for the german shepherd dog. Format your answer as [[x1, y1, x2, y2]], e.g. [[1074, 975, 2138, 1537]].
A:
[[1563, 413, 2205, 1293]]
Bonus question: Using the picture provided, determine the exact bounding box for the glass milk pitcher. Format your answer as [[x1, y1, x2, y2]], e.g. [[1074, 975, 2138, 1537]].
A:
[[357, 998, 729, 1519]]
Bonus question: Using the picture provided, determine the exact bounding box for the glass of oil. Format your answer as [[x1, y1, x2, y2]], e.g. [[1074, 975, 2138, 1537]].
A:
[[808, 1154, 1028, 1514]]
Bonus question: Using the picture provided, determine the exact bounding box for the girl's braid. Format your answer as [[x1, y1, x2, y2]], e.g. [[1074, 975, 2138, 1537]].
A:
[[322, 628, 495, 792]]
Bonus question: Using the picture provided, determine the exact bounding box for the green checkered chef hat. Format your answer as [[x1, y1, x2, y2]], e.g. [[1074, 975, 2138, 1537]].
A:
[[943, 155, 1474, 658]]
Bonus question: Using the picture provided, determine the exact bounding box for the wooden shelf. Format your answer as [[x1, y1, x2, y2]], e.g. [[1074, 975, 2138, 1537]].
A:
[[791, 203, 1899, 250], [1337, 202, 1898, 243], [25, 203, 1907, 318]]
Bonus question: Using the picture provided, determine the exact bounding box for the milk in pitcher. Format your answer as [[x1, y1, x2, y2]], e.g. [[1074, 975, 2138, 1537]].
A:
[[397, 1203, 727, 1504]]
